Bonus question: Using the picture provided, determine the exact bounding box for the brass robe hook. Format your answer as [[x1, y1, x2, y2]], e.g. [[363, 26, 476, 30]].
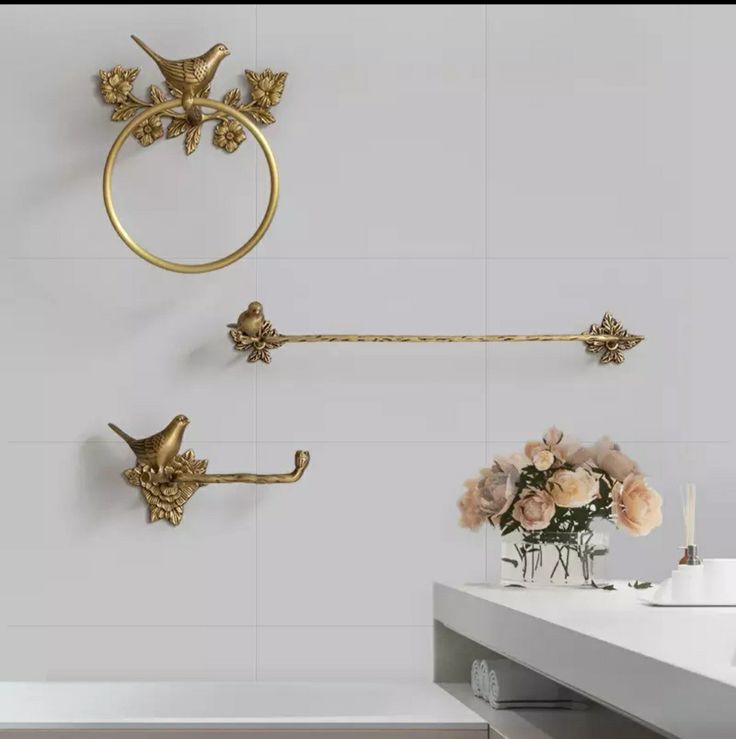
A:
[[109, 415, 310, 526], [228, 303, 644, 366]]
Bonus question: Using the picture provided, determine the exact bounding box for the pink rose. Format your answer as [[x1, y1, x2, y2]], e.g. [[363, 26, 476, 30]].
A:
[[549, 468, 599, 508], [525, 426, 590, 467], [458, 455, 521, 530], [592, 436, 638, 482], [478, 456, 522, 524], [612, 474, 663, 536], [512, 489, 556, 531]]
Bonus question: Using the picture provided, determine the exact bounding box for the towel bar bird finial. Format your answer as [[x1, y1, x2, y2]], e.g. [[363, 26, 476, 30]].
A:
[[97, 36, 288, 273], [227, 303, 643, 366], [109, 415, 309, 526]]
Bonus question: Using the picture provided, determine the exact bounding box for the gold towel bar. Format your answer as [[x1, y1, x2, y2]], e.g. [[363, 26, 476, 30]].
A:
[[228, 304, 643, 366], [109, 415, 309, 526]]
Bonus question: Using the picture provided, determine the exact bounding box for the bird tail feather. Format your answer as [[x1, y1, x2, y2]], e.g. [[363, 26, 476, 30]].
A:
[[108, 423, 134, 444], [131, 35, 161, 63]]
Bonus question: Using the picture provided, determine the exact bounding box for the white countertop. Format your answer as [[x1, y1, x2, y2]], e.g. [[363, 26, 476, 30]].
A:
[[0, 682, 486, 730], [434, 581, 736, 739]]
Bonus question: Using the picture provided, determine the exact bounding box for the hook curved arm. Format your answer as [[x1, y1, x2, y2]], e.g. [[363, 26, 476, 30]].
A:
[[177, 450, 310, 485]]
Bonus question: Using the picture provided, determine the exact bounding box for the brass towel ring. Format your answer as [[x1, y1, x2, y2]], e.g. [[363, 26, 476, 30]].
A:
[[102, 98, 279, 274]]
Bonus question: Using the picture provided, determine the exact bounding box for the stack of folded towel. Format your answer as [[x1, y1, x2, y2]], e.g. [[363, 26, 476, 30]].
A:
[[470, 658, 586, 710]]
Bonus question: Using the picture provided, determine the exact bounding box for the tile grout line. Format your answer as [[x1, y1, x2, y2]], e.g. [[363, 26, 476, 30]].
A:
[[7, 624, 433, 629], [10, 439, 730, 446], [8, 256, 732, 262], [254, 1, 260, 683], [483, 2, 489, 584]]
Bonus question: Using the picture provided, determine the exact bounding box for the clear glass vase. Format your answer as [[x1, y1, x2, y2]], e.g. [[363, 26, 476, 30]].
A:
[[501, 530, 609, 586]]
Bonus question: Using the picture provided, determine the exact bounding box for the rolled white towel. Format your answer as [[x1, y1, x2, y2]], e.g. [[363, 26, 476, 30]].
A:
[[470, 660, 482, 698], [478, 659, 491, 702], [489, 659, 567, 703]]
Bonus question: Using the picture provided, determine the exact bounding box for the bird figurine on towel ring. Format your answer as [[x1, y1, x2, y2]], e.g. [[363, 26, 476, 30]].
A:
[[108, 414, 189, 474], [131, 35, 230, 124]]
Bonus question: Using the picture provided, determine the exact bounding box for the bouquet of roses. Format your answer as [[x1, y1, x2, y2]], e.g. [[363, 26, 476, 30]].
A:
[[458, 427, 662, 539]]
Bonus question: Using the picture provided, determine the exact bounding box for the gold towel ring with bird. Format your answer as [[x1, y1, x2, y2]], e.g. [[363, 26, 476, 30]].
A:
[[102, 97, 279, 274]]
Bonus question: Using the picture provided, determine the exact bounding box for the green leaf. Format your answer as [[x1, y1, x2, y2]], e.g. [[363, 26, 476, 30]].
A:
[[628, 580, 654, 590], [501, 557, 518, 568], [591, 580, 616, 591], [504, 583, 526, 589]]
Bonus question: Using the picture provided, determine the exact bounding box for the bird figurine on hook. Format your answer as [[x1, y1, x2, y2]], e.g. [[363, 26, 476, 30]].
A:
[[108, 414, 189, 474], [130, 36, 230, 124]]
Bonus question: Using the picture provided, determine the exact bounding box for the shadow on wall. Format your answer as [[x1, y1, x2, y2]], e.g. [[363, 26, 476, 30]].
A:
[[78, 436, 142, 530], [177, 332, 242, 376]]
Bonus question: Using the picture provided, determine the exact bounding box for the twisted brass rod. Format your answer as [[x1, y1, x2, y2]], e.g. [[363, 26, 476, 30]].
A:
[[278, 333, 633, 344], [177, 451, 310, 485]]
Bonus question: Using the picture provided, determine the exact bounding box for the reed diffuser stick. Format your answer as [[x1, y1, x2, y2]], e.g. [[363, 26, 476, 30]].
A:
[[683, 482, 696, 547]]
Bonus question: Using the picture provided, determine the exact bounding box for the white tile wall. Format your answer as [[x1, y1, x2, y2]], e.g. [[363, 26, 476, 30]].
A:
[[1, 4, 734, 682]]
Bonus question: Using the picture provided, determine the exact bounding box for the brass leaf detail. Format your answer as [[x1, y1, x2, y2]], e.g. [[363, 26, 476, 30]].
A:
[[111, 102, 142, 121], [167, 118, 188, 139], [184, 124, 202, 155], [149, 84, 166, 104], [246, 107, 276, 125], [223, 87, 241, 106]]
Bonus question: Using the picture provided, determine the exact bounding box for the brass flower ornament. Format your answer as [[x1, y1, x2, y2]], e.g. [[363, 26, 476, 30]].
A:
[[214, 118, 247, 152], [124, 449, 208, 526], [100, 65, 138, 104], [247, 69, 287, 109], [98, 50, 287, 155], [133, 114, 164, 146], [584, 313, 643, 365]]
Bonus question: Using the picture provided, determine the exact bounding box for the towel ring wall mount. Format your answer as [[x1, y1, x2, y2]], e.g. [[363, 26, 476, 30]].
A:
[[98, 36, 287, 273]]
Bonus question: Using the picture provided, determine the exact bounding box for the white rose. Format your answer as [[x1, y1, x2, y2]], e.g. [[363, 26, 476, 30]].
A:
[[533, 449, 555, 471]]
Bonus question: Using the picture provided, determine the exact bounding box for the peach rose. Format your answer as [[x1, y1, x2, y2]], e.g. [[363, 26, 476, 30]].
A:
[[591, 436, 638, 482], [524, 440, 546, 463], [549, 468, 599, 508], [458, 480, 485, 530], [533, 449, 555, 471], [612, 474, 663, 536], [512, 490, 556, 531], [458, 455, 521, 530]]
